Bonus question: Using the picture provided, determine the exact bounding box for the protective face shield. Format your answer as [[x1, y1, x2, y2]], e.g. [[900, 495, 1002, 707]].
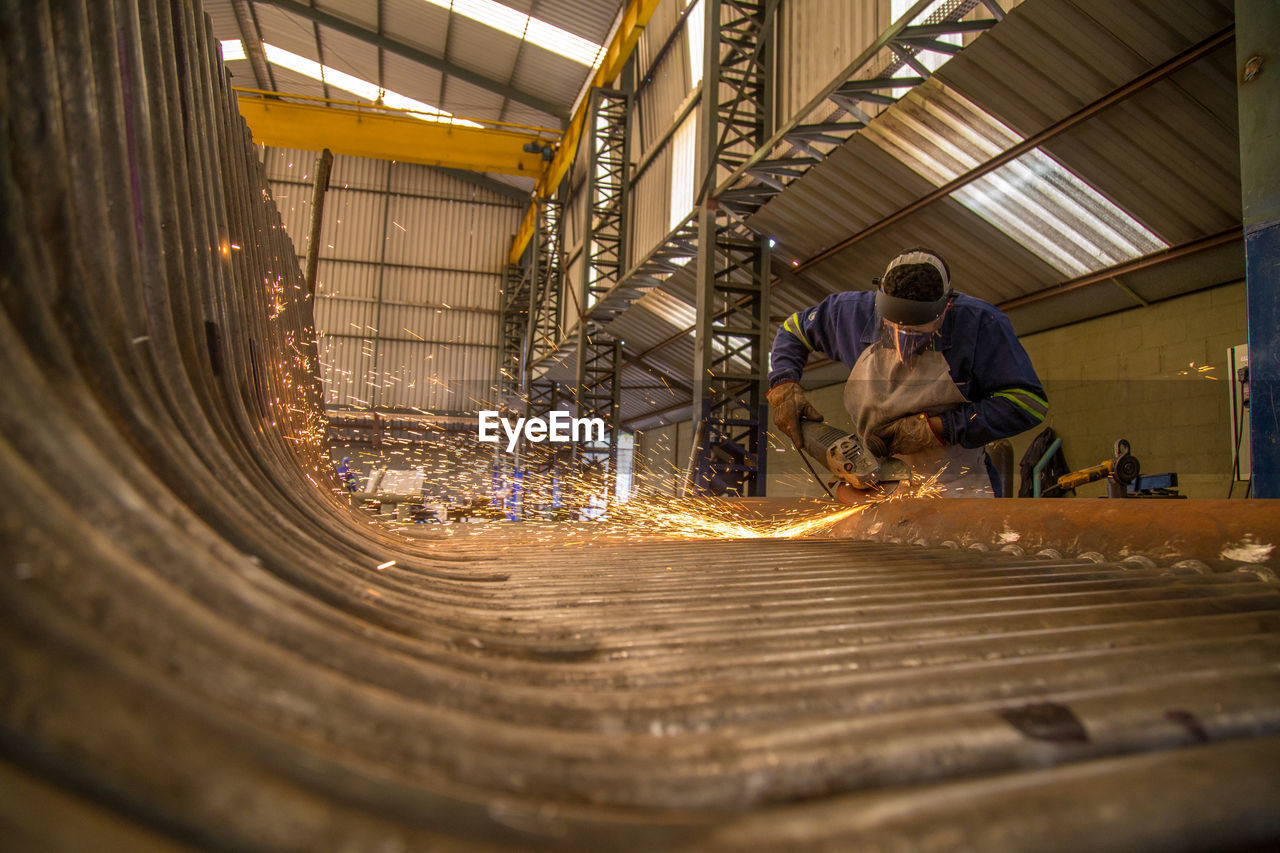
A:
[[874, 250, 952, 362], [883, 315, 945, 362]]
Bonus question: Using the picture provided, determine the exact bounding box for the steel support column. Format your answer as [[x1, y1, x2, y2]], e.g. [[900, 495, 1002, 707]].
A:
[[522, 199, 564, 517], [1237, 0, 1280, 496], [574, 87, 630, 503], [691, 0, 776, 497], [494, 262, 530, 515]]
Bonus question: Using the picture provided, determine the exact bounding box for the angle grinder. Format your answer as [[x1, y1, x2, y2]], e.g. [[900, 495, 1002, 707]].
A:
[[799, 420, 912, 503]]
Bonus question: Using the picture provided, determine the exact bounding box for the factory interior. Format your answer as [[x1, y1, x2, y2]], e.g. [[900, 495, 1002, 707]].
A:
[[3, 0, 1280, 848]]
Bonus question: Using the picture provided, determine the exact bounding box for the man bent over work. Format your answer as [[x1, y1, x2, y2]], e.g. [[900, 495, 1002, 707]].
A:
[[767, 248, 1047, 497]]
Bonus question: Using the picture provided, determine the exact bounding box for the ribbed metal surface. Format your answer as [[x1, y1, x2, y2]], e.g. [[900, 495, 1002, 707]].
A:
[[201, 0, 243, 40], [534, 0, 623, 44], [7, 1, 1280, 849], [210, 0, 615, 125], [748, 0, 1241, 337], [509, 36, 596, 116], [380, 0, 452, 57], [777, 0, 886, 127], [251, 3, 322, 61], [445, 14, 525, 101], [635, 30, 695, 154], [262, 147, 516, 413], [628, 144, 677, 263], [380, 50, 449, 116], [315, 22, 381, 80]]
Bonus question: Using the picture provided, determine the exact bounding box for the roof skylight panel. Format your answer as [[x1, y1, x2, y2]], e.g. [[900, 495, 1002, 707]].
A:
[[638, 289, 697, 329], [221, 39, 246, 62], [421, 0, 605, 67], [260, 44, 480, 127], [865, 84, 1168, 277]]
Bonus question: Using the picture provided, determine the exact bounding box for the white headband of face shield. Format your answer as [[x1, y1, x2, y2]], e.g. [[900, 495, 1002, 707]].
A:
[[882, 251, 950, 291]]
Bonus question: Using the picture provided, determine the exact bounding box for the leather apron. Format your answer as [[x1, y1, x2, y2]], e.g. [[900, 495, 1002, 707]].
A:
[[844, 341, 993, 497]]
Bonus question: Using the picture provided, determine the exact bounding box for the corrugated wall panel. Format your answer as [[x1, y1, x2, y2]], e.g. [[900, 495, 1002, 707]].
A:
[[258, 151, 520, 412], [267, 180, 312, 254], [381, 196, 516, 271], [635, 0, 686, 73], [314, 294, 377, 339], [329, 155, 391, 194], [377, 339, 499, 412], [320, 189, 390, 264], [777, 0, 888, 127], [262, 147, 323, 183], [629, 144, 675, 263], [377, 304, 498, 346], [314, 260, 381, 301], [380, 268, 503, 311], [318, 333, 377, 407], [636, 38, 693, 154], [391, 163, 524, 207]]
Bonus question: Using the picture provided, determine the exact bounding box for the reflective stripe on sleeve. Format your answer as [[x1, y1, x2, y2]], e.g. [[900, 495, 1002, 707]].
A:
[[782, 312, 814, 351], [993, 388, 1049, 420]]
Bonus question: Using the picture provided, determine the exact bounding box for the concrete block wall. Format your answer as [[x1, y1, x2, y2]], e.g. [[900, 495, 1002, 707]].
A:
[[632, 281, 1248, 500], [1012, 281, 1247, 499]]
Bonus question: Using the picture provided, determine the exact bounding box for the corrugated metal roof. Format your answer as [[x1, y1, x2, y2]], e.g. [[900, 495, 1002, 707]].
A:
[[379, 0, 452, 56], [746, 0, 1240, 340], [532, 0, 623, 45], [201, 0, 245, 41], [602, 0, 1242, 429], [205, 0, 620, 127], [509, 37, 597, 114]]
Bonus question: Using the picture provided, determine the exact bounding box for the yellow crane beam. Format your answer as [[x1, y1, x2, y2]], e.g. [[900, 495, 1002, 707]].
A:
[[235, 92, 553, 178], [507, 0, 662, 264]]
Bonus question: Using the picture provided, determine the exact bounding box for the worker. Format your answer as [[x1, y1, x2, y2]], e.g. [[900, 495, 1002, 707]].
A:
[[767, 248, 1047, 497], [335, 457, 358, 492]]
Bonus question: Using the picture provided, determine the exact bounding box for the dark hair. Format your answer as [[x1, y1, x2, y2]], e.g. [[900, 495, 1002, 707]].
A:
[[881, 247, 950, 302]]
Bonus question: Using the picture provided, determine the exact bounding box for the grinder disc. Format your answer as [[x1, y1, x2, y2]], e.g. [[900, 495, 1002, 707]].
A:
[[834, 457, 913, 505]]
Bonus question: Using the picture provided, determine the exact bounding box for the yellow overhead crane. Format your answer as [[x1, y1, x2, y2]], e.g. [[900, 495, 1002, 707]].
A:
[[507, 0, 662, 264], [232, 0, 660, 252], [234, 88, 557, 178]]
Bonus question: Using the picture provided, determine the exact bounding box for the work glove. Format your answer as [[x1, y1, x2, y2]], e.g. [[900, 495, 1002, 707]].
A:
[[767, 381, 823, 449], [876, 412, 944, 456]]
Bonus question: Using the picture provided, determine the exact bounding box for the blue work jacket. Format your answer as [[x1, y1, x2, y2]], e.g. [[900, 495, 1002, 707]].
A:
[[769, 290, 1048, 449]]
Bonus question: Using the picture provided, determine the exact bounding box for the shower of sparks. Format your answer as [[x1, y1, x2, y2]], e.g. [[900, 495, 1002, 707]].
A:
[[232, 152, 956, 553]]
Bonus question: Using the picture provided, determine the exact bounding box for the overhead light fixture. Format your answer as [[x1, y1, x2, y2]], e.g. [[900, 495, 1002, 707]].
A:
[[420, 0, 604, 67]]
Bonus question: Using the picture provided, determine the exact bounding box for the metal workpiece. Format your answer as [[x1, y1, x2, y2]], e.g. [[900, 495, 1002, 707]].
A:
[[4, 1, 1280, 850], [823, 497, 1280, 573]]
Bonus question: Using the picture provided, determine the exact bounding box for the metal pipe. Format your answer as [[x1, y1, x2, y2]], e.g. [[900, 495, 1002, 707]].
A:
[[303, 147, 333, 297]]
